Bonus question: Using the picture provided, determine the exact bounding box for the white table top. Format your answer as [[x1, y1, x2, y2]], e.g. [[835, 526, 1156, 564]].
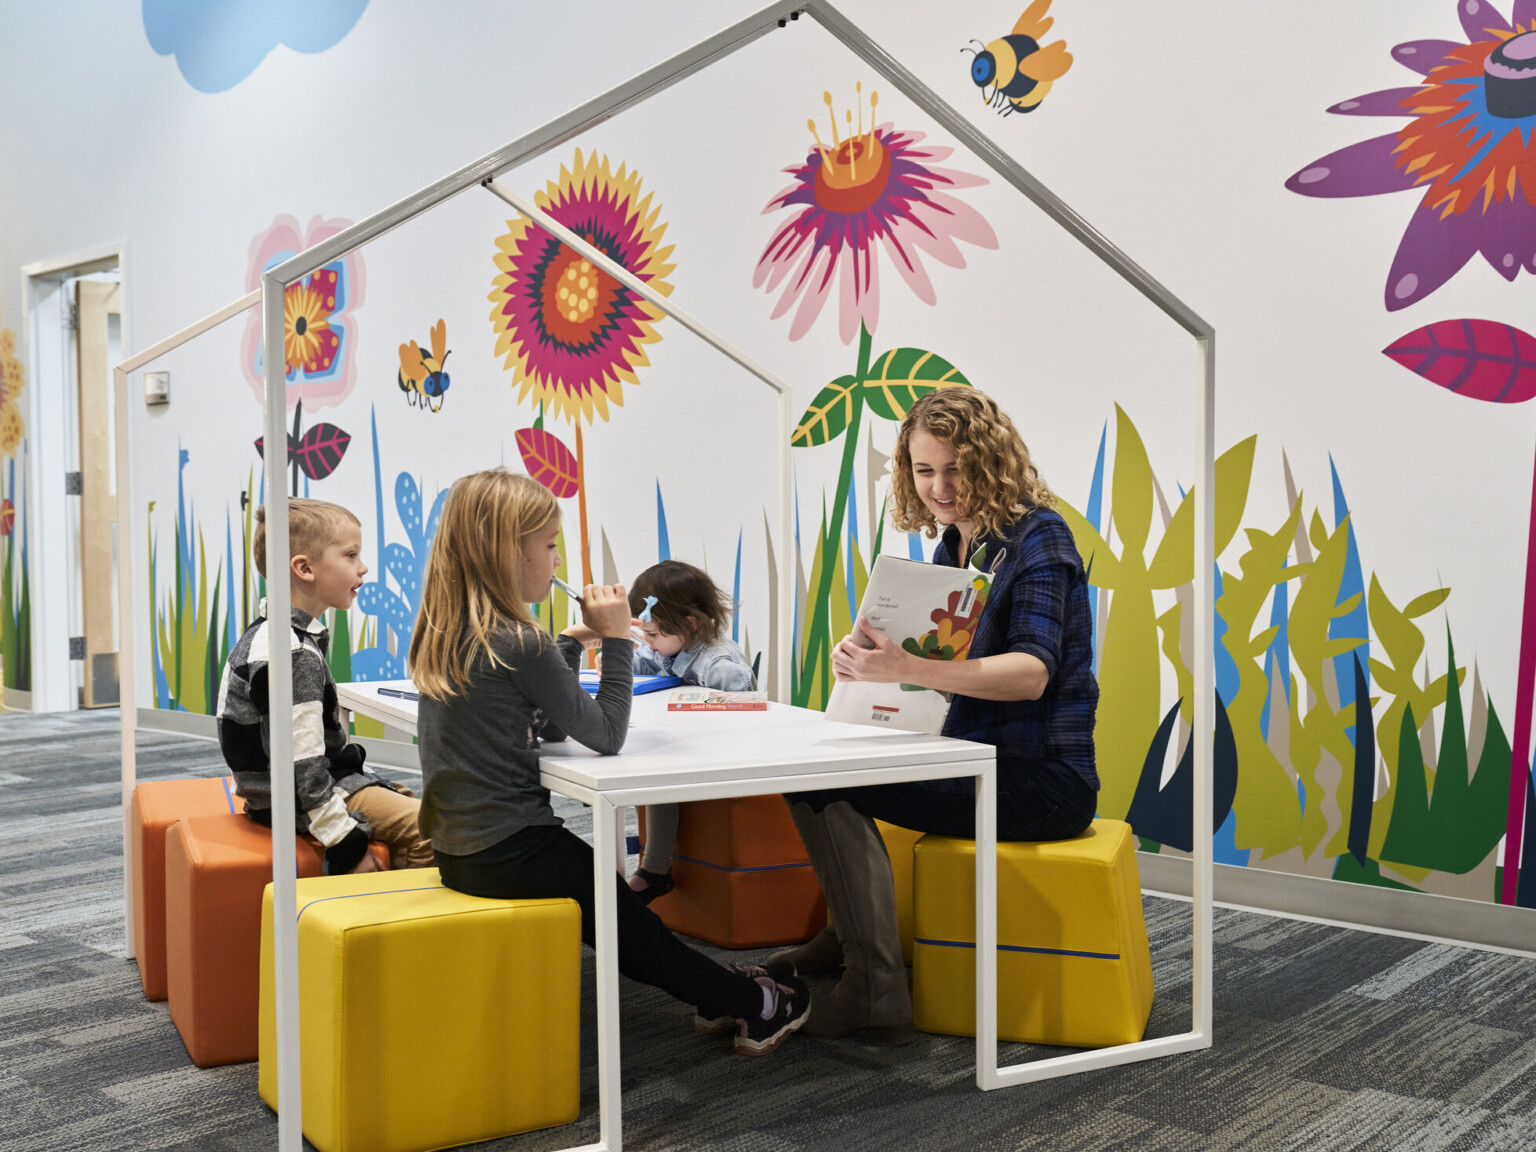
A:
[[336, 678, 994, 800]]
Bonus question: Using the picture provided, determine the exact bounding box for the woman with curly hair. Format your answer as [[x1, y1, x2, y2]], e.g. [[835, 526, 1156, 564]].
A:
[[770, 388, 1099, 1044]]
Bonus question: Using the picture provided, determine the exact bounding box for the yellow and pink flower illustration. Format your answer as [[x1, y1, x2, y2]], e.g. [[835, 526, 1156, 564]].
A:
[[240, 214, 367, 411]]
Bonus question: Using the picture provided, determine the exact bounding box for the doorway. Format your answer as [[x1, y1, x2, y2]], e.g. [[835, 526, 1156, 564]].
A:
[[20, 248, 126, 712]]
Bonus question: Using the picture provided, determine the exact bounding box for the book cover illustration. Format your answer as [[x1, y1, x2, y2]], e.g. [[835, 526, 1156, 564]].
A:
[[666, 688, 768, 711], [825, 552, 993, 733]]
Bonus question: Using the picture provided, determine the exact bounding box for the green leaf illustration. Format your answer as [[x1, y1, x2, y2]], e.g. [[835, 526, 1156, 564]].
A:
[[861, 349, 970, 421], [792, 376, 860, 447]]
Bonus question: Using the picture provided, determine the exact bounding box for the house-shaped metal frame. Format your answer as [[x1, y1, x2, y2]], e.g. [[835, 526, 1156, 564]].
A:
[[112, 4, 1215, 1148]]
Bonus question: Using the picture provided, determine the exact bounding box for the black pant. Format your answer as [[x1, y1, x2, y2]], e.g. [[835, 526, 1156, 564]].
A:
[[789, 757, 1096, 842], [435, 823, 760, 1020]]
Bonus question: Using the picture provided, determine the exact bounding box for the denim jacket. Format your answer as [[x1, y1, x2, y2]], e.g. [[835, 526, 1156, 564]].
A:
[[633, 632, 755, 691]]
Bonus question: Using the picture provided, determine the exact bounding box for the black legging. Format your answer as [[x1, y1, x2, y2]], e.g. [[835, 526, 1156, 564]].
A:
[[790, 756, 1096, 842], [435, 823, 761, 1020]]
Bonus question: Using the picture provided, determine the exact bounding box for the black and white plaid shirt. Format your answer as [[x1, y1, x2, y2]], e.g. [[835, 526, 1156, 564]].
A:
[[216, 598, 377, 872]]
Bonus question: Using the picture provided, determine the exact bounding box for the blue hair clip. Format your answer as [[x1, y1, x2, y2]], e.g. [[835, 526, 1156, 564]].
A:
[[638, 595, 658, 622]]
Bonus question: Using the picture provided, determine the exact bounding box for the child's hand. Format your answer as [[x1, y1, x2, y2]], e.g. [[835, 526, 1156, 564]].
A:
[[581, 583, 632, 639], [561, 622, 601, 647], [349, 850, 384, 875]]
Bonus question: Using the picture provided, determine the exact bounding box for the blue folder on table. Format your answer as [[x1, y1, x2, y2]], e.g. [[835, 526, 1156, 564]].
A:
[[578, 671, 684, 696]]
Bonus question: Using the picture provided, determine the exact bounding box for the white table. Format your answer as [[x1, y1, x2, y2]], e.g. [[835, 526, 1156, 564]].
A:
[[337, 679, 1003, 1152]]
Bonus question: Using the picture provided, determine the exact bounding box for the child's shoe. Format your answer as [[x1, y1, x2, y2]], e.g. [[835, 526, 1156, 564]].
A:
[[733, 975, 811, 1056], [628, 866, 674, 906], [694, 961, 766, 1034]]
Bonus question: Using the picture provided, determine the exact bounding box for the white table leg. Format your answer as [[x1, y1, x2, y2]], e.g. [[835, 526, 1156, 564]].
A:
[[975, 759, 999, 1091], [615, 804, 629, 873], [592, 797, 624, 1152]]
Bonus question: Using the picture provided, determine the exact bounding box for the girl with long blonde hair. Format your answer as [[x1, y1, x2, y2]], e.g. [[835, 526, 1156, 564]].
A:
[[410, 468, 809, 1057], [772, 388, 1099, 1044]]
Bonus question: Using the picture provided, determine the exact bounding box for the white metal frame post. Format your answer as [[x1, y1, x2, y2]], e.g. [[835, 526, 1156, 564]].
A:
[[113, 289, 259, 957], [116, 2, 1214, 1148]]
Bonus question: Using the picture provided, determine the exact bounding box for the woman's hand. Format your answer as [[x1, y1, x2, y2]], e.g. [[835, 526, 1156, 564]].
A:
[[831, 616, 917, 684], [580, 583, 633, 639]]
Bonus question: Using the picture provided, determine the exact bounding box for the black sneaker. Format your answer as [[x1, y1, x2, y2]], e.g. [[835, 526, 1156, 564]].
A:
[[733, 975, 811, 1056], [694, 962, 767, 1034]]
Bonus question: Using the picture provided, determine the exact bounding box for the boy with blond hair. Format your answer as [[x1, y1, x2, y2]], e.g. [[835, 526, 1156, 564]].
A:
[[216, 498, 431, 874]]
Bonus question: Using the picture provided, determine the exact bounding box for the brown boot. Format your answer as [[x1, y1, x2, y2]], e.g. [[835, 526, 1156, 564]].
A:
[[767, 924, 843, 978], [767, 803, 844, 977], [792, 801, 914, 1045]]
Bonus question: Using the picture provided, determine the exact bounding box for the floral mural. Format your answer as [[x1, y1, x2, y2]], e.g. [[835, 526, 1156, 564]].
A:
[[240, 214, 367, 412], [1382, 315, 1536, 903], [0, 320, 27, 697], [1285, 0, 1536, 311], [756, 83, 997, 707], [490, 147, 675, 586]]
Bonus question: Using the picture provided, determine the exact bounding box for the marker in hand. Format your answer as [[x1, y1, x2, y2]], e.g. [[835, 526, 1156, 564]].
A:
[[550, 573, 585, 605]]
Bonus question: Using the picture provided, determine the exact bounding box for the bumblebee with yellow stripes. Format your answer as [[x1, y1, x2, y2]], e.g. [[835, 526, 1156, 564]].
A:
[[963, 0, 1074, 117], [397, 318, 452, 413]]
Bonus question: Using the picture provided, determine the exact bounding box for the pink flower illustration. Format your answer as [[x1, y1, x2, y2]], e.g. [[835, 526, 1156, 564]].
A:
[[754, 86, 998, 343], [239, 214, 367, 411]]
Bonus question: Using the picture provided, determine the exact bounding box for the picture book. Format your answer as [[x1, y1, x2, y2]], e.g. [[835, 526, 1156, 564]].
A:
[[666, 688, 768, 711], [824, 551, 994, 734]]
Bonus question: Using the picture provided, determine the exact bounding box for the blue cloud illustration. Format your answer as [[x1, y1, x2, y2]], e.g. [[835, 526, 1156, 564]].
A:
[[143, 0, 370, 93]]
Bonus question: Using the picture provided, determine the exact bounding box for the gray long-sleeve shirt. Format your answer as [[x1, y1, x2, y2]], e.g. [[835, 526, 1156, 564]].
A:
[[418, 627, 634, 856]]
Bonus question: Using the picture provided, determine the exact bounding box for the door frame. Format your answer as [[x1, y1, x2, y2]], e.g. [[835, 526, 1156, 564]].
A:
[[19, 243, 130, 713]]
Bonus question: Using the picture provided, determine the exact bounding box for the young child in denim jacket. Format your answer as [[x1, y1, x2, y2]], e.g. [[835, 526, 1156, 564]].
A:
[[624, 560, 755, 903]]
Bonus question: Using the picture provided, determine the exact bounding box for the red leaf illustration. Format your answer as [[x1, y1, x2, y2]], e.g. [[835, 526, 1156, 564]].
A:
[[294, 423, 351, 481], [515, 427, 579, 499], [1383, 319, 1536, 403]]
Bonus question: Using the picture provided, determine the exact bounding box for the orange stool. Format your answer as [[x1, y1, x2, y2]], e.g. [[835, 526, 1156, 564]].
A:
[[641, 796, 827, 949], [165, 813, 389, 1067], [130, 776, 239, 1001]]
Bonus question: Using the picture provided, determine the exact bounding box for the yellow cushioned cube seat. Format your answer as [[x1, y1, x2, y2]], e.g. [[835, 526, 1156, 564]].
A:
[[258, 869, 580, 1152], [912, 819, 1153, 1048]]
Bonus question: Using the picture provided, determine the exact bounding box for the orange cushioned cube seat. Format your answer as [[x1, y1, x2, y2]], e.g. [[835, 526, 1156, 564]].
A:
[[642, 795, 827, 949], [130, 776, 239, 1001], [912, 819, 1154, 1048], [259, 870, 580, 1152], [165, 813, 389, 1067]]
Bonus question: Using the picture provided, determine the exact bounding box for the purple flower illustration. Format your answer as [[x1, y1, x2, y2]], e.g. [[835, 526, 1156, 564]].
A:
[[1286, 0, 1536, 310]]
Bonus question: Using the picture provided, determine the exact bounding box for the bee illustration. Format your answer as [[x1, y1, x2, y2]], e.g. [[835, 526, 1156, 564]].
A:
[[397, 319, 451, 412], [963, 0, 1074, 117]]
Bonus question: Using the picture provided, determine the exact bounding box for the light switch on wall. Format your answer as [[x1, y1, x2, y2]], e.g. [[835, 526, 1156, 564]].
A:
[[145, 371, 170, 405]]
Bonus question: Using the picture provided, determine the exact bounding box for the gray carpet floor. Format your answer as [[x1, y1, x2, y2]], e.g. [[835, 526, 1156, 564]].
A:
[[2, 709, 1534, 1151]]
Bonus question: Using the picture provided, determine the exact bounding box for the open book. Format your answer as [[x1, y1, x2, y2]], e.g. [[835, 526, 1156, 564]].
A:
[[824, 552, 993, 734]]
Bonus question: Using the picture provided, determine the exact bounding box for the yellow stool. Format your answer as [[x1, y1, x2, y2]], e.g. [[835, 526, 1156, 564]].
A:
[[876, 820, 924, 965], [258, 869, 580, 1152], [912, 819, 1153, 1048]]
